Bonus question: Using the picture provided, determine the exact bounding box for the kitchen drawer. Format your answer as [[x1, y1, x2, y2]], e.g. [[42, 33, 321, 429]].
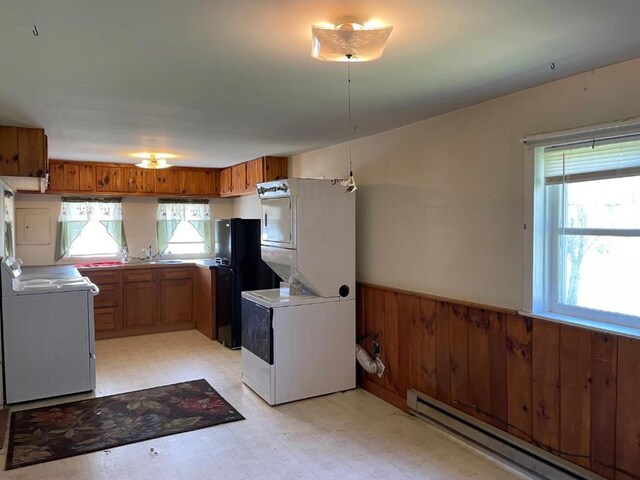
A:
[[95, 307, 120, 331], [80, 269, 121, 284], [122, 269, 156, 283], [160, 267, 192, 280], [93, 283, 120, 309]]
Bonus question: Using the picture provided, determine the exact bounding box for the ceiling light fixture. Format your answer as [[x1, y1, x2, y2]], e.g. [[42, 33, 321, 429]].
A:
[[311, 19, 393, 193], [133, 153, 175, 169], [311, 22, 393, 62]]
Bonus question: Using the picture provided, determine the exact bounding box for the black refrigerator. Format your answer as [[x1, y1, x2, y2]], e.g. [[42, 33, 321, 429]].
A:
[[214, 218, 278, 349]]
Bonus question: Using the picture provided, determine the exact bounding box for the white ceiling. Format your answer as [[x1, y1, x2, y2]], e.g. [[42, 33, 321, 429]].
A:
[[1, 0, 640, 168]]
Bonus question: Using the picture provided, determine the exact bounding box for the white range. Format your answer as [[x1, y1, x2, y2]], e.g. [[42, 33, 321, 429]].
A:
[[1, 257, 99, 404]]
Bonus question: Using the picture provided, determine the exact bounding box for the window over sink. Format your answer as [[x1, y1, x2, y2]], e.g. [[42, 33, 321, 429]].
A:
[[156, 199, 211, 256], [56, 198, 128, 260]]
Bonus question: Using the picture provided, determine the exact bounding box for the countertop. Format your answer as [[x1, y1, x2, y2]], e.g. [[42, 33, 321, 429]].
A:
[[73, 258, 220, 271]]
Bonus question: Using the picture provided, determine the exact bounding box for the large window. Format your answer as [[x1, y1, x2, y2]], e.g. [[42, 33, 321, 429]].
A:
[[528, 133, 640, 329], [156, 200, 211, 256], [56, 198, 127, 260]]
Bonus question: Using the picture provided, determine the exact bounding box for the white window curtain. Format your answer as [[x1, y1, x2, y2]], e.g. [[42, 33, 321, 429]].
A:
[[156, 199, 211, 254], [4, 191, 14, 257], [55, 198, 127, 260]]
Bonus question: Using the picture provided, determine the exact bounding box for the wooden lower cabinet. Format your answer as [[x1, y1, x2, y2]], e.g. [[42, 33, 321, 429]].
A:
[[123, 281, 158, 327], [193, 266, 215, 339], [82, 265, 202, 339], [82, 269, 123, 334], [160, 278, 193, 324], [159, 266, 193, 325]]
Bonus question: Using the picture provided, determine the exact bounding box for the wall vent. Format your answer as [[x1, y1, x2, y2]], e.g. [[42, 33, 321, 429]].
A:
[[407, 390, 604, 480]]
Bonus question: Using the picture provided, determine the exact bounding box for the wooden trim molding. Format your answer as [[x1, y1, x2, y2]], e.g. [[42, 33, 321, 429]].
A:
[[358, 282, 518, 315]]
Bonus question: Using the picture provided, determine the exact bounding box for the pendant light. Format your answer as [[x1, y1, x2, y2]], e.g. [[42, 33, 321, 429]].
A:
[[311, 20, 393, 192]]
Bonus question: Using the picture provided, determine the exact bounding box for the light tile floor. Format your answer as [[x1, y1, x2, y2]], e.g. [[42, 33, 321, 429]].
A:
[[1, 330, 533, 479]]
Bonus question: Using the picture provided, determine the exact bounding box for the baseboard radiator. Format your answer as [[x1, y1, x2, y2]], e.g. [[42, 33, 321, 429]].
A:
[[407, 390, 604, 480]]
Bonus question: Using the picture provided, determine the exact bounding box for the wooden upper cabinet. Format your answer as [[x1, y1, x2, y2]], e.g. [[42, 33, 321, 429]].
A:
[[220, 156, 288, 197], [179, 169, 216, 196], [47, 159, 219, 197], [96, 166, 125, 192], [155, 169, 181, 194], [124, 168, 155, 194], [48, 160, 95, 192], [219, 167, 232, 196], [78, 164, 96, 191], [245, 158, 262, 192], [231, 163, 247, 193], [0, 126, 47, 177], [17, 128, 47, 177], [0, 127, 19, 175]]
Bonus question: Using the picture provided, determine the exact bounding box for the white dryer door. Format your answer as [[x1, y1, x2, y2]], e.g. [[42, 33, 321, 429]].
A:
[[261, 197, 295, 248]]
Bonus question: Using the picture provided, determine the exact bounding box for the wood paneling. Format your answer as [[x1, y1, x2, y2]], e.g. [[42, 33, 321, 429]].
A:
[[449, 305, 470, 414], [435, 301, 451, 404], [531, 320, 560, 453], [488, 312, 508, 430], [399, 293, 420, 393], [468, 308, 491, 423], [560, 326, 592, 469], [615, 338, 640, 480], [356, 282, 640, 480], [591, 332, 617, 479], [506, 315, 533, 441], [418, 298, 437, 397]]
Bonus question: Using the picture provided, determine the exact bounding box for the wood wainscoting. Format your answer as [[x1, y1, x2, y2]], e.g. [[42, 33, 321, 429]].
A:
[[356, 283, 640, 480]]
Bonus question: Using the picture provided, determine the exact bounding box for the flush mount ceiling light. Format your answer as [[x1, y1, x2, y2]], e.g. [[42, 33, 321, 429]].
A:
[[132, 152, 176, 169], [311, 22, 393, 62]]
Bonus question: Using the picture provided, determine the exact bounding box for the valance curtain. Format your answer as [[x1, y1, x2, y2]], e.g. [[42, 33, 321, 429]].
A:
[[55, 198, 128, 260], [156, 199, 211, 254], [4, 191, 14, 257]]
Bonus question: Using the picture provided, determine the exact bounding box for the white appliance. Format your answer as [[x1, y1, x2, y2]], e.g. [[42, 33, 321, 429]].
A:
[[1, 257, 99, 404], [242, 178, 356, 405], [241, 289, 354, 405]]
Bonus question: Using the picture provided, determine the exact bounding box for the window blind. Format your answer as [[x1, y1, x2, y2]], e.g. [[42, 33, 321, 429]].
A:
[[544, 135, 640, 185]]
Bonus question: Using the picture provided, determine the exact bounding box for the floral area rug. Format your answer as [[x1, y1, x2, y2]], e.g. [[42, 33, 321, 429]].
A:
[[6, 379, 244, 470]]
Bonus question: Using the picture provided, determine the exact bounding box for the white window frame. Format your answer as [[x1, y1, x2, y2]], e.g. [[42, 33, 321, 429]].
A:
[[522, 116, 640, 336]]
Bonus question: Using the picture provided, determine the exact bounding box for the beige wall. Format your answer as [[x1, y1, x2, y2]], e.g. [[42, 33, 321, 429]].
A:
[[15, 195, 234, 266], [233, 195, 261, 219], [292, 57, 640, 311]]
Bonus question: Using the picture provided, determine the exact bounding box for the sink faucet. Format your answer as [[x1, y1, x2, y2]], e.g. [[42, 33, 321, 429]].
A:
[[142, 245, 153, 261]]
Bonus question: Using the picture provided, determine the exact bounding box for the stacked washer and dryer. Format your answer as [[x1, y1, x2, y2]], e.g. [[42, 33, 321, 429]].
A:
[[241, 178, 356, 405]]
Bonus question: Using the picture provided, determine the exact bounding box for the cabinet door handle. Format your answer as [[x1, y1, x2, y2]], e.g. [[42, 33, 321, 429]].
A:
[[264, 213, 268, 227]]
